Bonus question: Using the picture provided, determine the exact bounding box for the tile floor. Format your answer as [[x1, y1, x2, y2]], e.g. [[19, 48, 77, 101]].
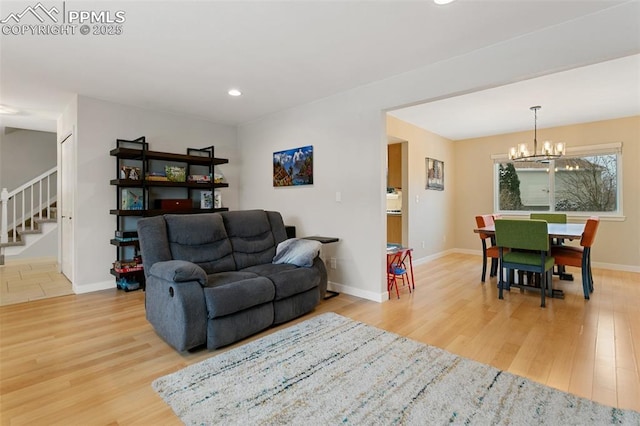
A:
[[0, 257, 73, 306]]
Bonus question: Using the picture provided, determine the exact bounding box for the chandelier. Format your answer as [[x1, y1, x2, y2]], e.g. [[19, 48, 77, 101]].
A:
[[508, 106, 565, 162]]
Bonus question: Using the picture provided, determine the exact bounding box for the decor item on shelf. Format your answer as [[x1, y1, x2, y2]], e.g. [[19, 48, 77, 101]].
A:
[[273, 145, 313, 187], [117, 276, 141, 291], [188, 174, 211, 183], [152, 313, 640, 425], [165, 166, 186, 182], [213, 172, 225, 183], [214, 190, 222, 209], [121, 188, 143, 210], [120, 166, 141, 180], [426, 157, 444, 190], [153, 199, 192, 210], [508, 106, 566, 162], [200, 191, 213, 209]]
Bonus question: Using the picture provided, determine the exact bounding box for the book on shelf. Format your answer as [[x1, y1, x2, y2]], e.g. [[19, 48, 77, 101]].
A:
[[115, 230, 138, 238], [113, 259, 143, 273], [113, 265, 144, 273], [114, 237, 138, 242]]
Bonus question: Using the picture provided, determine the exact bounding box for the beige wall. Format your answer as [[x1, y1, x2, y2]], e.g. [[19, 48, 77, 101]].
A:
[[387, 115, 456, 259], [454, 116, 640, 269]]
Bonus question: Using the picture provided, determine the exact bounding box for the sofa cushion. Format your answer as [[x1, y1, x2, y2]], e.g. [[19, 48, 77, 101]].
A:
[[164, 213, 236, 273], [203, 276, 275, 318], [242, 263, 320, 300], [221, 210, 277, 269], [205, 271, 259, 287]]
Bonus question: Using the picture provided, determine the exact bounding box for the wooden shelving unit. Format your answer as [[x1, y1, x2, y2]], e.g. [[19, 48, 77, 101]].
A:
[[110, 136, 229, 290]]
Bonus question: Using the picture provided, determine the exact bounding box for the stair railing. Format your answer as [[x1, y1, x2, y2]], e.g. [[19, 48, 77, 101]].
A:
[[1, 167, 57, 244]]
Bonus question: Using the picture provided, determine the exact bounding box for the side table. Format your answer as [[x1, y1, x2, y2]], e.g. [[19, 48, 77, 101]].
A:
[[303, 236, 340, 299]]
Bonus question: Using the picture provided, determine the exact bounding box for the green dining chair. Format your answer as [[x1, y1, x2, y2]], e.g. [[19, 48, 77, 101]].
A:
[[530, 213, 567, 246], [495, 219, 555, 307], [530, 213, 567, 223]]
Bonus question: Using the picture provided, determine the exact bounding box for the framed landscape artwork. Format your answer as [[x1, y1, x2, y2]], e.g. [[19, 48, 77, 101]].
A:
[[273, 145, 314, 187], [426, 157, 444, 190]]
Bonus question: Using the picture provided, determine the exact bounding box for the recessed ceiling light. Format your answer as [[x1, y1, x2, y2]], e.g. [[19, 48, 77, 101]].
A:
[[434, 0, 456, 4], [228, 89, 242, 97], [0, 105, 19, 114]]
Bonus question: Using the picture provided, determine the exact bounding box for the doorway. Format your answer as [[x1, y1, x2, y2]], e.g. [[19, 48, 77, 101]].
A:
[[386, 139, 408, 246]]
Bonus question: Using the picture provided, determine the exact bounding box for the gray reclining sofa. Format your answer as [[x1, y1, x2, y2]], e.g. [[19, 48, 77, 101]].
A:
[[137, 209, 327, 352]]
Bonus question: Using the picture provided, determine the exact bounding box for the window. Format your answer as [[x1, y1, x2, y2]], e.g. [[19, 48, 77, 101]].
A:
[[494, 144, 622, 216]]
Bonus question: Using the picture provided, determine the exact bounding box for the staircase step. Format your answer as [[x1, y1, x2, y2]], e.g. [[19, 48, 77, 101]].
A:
[[35, 218, 57, 224], [0, 241, 25, 248], [18, 230, 42, 236]]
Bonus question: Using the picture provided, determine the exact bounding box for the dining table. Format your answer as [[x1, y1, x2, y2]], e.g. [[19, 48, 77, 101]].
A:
[[474, 222, 585, 241], [473, 221, 586, 297]]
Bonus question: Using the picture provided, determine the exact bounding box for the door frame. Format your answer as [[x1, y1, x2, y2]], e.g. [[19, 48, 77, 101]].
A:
[[58, 130, 75, 285]]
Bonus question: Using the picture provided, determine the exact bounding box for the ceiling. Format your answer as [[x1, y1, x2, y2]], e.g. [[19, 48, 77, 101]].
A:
[[388, 54, 640, 140], [1, 1, 639, 134]]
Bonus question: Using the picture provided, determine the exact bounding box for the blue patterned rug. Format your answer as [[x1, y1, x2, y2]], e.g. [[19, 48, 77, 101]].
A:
[[153, 312, 640, 425]]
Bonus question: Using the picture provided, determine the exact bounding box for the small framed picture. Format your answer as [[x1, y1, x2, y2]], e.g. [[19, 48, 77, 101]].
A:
[[120, 166, 141, 181], [426, 158, 444, 191], [200, 191, 213, 209], [121, 188, 144, 210]]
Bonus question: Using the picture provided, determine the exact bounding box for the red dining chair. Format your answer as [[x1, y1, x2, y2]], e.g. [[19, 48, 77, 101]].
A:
[[551, 217, 600, 300], [387, 248, 413, 299], [475, 215, 499, 282]]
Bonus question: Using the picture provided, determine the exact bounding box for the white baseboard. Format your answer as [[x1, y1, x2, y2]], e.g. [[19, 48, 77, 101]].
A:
[[591, 261, 640, 273], [73, 279, 114, 294], [412, 248, 459, 266], [450, 248, 639, 273], [327, 281, 388, 303]]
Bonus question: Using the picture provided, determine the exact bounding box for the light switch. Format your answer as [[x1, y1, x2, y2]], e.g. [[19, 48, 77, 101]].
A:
[[336, 192, 341, 202]]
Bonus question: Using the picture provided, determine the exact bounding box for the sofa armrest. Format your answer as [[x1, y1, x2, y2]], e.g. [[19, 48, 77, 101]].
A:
[[145, 263, 208, 352], [149, 260, 207, 285]]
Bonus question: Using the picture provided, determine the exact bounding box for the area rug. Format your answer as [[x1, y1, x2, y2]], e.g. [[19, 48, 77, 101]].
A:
[[152, 313, 640, 425]]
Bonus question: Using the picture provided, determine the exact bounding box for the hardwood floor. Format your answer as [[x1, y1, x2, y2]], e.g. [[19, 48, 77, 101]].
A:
[[1, 253, 638, 425]]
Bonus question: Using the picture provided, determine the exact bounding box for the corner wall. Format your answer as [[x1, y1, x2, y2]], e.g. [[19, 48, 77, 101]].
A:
[[61, 96, 238, 293]]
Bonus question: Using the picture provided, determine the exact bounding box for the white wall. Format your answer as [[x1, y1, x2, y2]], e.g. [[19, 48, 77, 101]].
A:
[[387, 115, 456, 260], [237, 2, 639, 301], [0, 128, 56, 191], [59, 96, 238, 293]]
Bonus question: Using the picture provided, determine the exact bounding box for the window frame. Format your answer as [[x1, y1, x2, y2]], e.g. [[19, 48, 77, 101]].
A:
[[492, 142, 623, 219]]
